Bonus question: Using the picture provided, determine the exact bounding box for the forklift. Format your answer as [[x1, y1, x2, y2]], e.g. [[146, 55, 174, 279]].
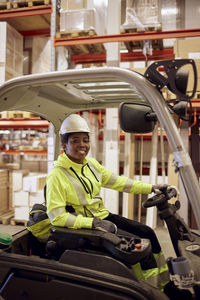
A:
[[0, 59, 200, 299]]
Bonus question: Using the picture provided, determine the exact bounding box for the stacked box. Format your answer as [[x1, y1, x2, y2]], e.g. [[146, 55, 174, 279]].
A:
[[30, 191, 45, 206], [0, 22, 23, 85], [23, 173, 47, 193], [0, 169, 9, 213], [12, 169, 29, 192], [174, 38, 200, 96], [21, 160, 47, 173], [12, 172, 47, 221], [31, 37, 51, 74]]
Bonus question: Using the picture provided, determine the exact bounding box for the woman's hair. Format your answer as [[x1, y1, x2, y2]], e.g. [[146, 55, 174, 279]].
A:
[[60, 133, 71, 144], [60, 132, 90, 144]]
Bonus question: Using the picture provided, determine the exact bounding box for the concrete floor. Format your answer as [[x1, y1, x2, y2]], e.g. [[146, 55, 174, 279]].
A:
[[0, 223, 176, 259]]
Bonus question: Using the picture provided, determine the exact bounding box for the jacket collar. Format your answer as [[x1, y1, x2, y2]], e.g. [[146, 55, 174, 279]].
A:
[[54, 152, 88, 171]]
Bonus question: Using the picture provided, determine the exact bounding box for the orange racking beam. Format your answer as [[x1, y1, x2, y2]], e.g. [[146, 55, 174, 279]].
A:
[[54, 28, 200, 47], [0, 150, 47, 155], [0, 119, 50, 129], [0, 5, 52, 19], [71, 49, 174, 64], [19, 28, 50, 37]]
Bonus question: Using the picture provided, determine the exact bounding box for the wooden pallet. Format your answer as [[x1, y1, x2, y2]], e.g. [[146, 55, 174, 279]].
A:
[[0, 1, 12, 10], [12, 0, 50, 9], [0, 111, 39, 119], [121, 27, 163, 52], [0, 0, 51, 10], [56, 29, 106, 55], [0, 210, 14, 225], [10, 218, 27, 226]]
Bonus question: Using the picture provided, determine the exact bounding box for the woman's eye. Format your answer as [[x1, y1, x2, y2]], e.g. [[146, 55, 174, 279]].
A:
[[71, 139, 89, 144], [71, 139, 79, 143]]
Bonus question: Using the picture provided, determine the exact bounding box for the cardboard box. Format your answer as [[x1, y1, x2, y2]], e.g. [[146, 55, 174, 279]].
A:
[[0, 163, 20, 170], [23, 173, 47, 193], [11, 169, 29, 192], [21, 160, 40, 172], [30, 191, 45, 206], [174, 38, 200, 93], [13, 191, 29, 206], [0, 169, 9, 213], [0, 186, 9, 213], [14, 206, 30, 221], [0, 22, 23, 85], [174, 38, 200, 57], [0, 169, 8, 184]]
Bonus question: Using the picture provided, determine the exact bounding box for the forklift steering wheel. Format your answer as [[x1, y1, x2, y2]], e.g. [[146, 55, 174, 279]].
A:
[[143, 187, 177, 208]]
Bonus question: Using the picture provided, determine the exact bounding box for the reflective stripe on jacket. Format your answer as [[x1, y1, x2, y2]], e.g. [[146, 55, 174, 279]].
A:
[[46, 153, 152, 229], [131, 251, 169, 291]]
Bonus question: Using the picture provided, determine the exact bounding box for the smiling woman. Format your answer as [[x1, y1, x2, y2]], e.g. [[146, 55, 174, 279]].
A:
[[45, 113, 182, 295], [59, 114, 91, 164]]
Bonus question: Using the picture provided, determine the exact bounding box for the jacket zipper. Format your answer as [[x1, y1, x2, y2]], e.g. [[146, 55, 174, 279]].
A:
[[70, 167, 92, 198], [82, 164, 94, 193], [87, 163, 99, 182]]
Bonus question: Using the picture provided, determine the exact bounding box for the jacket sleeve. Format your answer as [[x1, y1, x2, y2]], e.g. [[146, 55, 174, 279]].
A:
[[89, 158, 152, 194], [46, 169, 93, 229]]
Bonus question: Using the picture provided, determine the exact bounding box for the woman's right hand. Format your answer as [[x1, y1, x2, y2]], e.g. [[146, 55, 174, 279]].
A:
[[92, 218, 117, 234]]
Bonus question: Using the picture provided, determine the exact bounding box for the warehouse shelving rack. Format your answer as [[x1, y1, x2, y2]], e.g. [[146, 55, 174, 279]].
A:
[[0, 2, 200, 142]]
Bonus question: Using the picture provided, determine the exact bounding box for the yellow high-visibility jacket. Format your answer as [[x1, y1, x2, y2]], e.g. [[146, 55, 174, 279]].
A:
[[46, 153, 152, 229]]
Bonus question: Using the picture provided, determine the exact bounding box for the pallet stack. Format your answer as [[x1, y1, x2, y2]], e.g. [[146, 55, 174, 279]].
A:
[[11, 171, 47, 225], [0, 164, 19, 225], [58, 4, 105, 56], [0, 169, 10, 220], [0, 169, 47, 226]]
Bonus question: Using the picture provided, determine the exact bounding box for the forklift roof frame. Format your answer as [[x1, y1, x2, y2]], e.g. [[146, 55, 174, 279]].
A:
[[0, 66, 199, 228]]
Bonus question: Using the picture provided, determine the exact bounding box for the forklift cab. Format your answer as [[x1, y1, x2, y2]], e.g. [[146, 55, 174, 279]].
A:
[[0, 60, 200, 300]]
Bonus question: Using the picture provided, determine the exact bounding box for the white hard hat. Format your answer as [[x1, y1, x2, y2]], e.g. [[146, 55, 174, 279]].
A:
[[60, 114, 90, 135]]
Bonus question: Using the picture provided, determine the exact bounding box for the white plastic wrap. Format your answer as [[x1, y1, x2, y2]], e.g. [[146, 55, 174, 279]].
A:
[[60, 9, 95, 32], [122, 0, 161, 29]]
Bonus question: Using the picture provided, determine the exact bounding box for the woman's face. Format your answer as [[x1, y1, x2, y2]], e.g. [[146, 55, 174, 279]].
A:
[[64, 132, 90, 164]]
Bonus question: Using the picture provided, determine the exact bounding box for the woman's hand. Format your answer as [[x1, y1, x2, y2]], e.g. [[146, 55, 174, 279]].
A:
[[92, 218, 117, 234], [152, 184, 168, 193]]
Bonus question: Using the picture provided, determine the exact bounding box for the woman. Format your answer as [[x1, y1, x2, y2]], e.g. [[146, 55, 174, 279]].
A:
[[46, 114, 191, 299]]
